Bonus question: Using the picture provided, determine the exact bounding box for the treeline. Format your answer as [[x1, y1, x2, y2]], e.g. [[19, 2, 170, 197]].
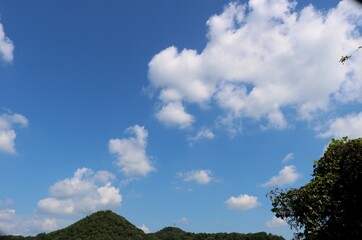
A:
[[0, 210, 284, 240], [149, 227, 284, 240]]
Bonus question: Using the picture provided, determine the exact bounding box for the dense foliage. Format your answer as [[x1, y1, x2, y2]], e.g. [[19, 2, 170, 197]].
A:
[[0, 210, 284, 240], [268, 137, 362, 239], [149, 227, 284, 240]]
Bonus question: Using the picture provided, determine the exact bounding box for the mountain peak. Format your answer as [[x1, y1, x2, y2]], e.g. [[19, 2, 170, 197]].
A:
[[46, 210, 146, 240]]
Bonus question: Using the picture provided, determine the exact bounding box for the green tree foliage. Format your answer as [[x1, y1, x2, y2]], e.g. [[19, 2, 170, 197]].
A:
[[149, 227, 284, 240], [0, 237, 34, 240], [268, 137, 362, 239], [339, 46, 361, 64]]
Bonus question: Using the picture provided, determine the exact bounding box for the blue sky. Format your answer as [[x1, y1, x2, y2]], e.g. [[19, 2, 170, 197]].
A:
[[0, 0, 361, 238]]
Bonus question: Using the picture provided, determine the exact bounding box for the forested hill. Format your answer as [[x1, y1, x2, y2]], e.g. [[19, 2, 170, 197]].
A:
[[0, 210, 285, 240]]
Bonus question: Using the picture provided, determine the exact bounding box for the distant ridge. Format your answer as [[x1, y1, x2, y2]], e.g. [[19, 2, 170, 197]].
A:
[[0, 210, 285, 240]]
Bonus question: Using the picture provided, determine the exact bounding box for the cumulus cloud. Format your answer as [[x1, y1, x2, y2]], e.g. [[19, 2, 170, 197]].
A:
[[0, 130, 16, 154], [262, 165, 301, 187], [178, 169, 213, 185], [109, 125, 155, 177], [1, 168, 119, 235], [37, 168, 122, 216], [225, 194, 260, 211], [266, 216, 288, 228], [148, 0, 362, 132], [318, 112, 362, 139], [0, 23, 14, 62], [0, 112, 28, 154], [156, 102, 194, 129]]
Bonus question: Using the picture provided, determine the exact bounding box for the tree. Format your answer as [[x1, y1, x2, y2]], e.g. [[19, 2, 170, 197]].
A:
[[339, 46, 361, 64], [268, 137, 362, 239]]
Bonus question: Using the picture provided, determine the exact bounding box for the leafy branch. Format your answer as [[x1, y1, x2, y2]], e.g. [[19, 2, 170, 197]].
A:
[[339, 46, 362, 64]]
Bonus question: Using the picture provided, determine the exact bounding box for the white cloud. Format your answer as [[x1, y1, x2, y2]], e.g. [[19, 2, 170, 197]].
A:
[[0, 209, 16, 221], [262, 165, 301, 187], [178, 169, 213, 185], [148, 0, 362, 132], [216, 114, 242, 138], [0, 168, 122, 235], [0, 112, 28, 154], [0, 113, 28, 129], [94, 170, 116, 184], [318, 112, 362, 139], [176, 217, 189, 225], [0, 209, 16, 234], [0, 130, 16, 154], [24, 216, 58, 234], [266, 216, 288, 228], [139, 224, 151, 234], [282, 152, 294, 163], [225, 194, 260, 211], [37, 168, 122, 216], [109, 125, 155, 177], [156, 102, 194, 129], [0, 23, 14, 62], [0, 209, 58, 236], [188, 127, 215, 143], [148, 46, 213, 104]]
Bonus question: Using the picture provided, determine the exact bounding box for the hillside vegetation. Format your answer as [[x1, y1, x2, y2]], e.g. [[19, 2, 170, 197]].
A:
[[0, 210, 285, 240]]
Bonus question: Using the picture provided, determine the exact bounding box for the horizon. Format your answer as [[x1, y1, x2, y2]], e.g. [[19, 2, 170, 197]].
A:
[[2, 209, 288, 237], [1, 0, 361, 239]]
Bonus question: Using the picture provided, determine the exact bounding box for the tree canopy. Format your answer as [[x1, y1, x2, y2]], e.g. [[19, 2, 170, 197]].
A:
[[268, 137, 362, 239]]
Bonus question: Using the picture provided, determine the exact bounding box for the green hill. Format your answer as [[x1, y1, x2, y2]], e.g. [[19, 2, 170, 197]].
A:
[[46, 210, 145, 240], [149, 227, 191, 240], [0, 210, 285, 240]]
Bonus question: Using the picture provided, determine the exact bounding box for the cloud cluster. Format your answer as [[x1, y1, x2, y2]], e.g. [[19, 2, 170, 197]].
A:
[[225, 194, 260, 211], [0, 208, 58, 235], [109, 125, 155, 177], [37, 168, 122, 216], [0, 23, 14, 62], [262, 165, 301, 187], [0, 112, 28, 154], [148, 0, 362, 133], [178, 169, 213, 185]]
